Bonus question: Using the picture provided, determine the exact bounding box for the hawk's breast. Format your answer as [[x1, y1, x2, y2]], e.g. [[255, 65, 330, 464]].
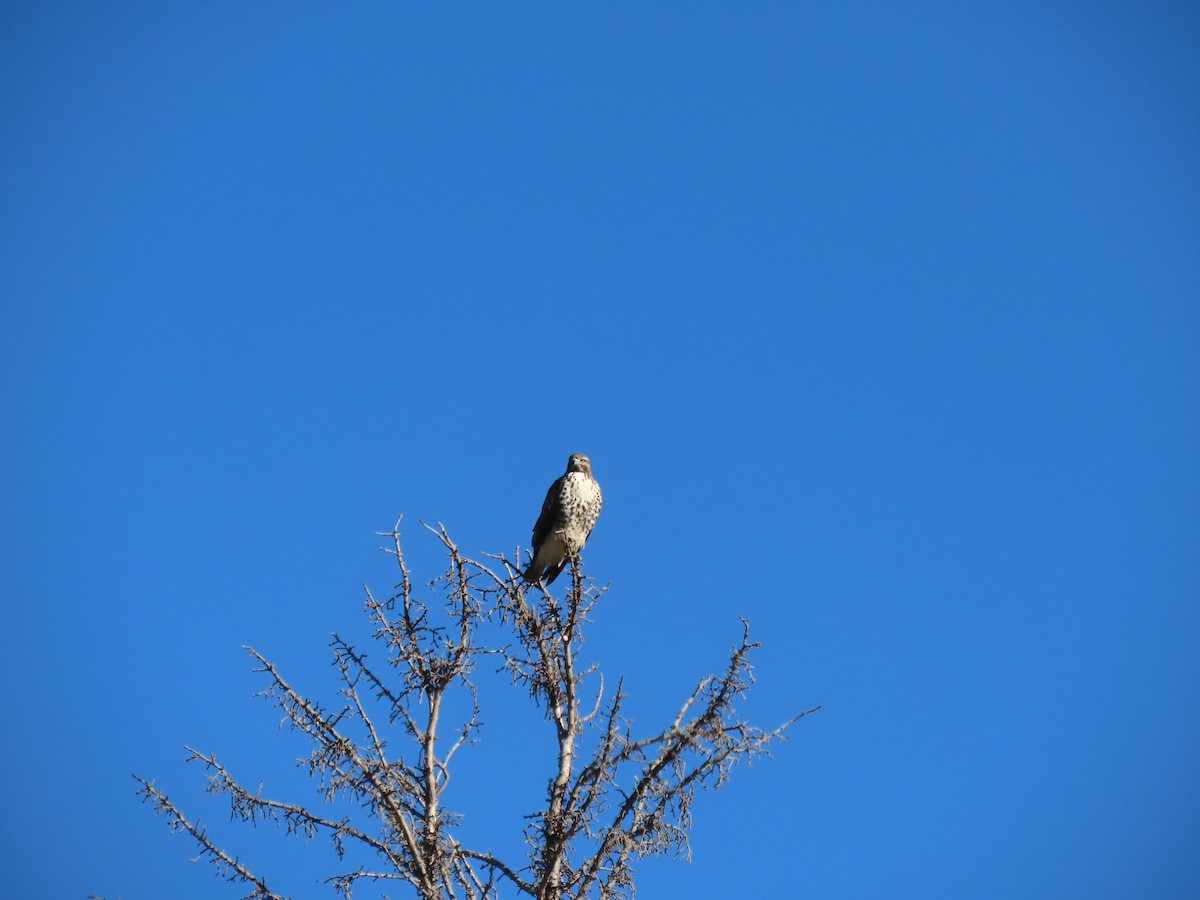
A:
[[558, 472, 602, 551]]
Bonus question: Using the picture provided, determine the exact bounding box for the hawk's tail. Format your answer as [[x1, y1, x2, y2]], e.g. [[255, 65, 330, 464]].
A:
[[521, 560, 566, 586]]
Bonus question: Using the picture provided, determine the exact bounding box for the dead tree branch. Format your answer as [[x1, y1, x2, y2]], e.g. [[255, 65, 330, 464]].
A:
[[136, 519, 817, 899]]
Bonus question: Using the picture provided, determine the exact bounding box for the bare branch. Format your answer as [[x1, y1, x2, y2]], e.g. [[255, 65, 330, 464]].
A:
[[136, 521, 816, 900], [133, 777, 285, 900]]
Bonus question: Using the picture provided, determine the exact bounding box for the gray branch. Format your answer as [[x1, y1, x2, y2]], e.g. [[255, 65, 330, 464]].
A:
[[135, 519, 818, 900]]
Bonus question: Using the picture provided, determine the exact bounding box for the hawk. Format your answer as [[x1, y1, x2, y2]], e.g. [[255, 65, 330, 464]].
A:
[[522, 453, 603, 585]]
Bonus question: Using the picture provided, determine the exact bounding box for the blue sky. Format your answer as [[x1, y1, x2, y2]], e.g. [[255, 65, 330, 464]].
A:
[[2, 2, 1198, 898]]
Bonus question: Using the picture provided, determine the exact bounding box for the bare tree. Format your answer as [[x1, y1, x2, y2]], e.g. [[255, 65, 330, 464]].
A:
[[136, 520, 818, 900]]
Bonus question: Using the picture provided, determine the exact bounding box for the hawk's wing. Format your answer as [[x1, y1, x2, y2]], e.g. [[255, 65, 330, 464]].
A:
[[530, 474, 565, 554]]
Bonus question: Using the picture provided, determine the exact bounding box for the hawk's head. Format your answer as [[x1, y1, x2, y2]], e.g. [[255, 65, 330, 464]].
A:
[[567, 453, 592, 475]]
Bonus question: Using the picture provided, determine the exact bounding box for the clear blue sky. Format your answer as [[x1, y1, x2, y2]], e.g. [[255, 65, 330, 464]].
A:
[[3, 3, 1198, 898]]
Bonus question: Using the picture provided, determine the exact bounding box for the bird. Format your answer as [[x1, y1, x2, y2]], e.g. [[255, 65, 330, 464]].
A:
[[522, 453, 603, 585]]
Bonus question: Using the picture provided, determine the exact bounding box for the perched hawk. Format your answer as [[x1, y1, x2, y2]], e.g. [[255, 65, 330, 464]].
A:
[[522, 453, 603, 585]]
